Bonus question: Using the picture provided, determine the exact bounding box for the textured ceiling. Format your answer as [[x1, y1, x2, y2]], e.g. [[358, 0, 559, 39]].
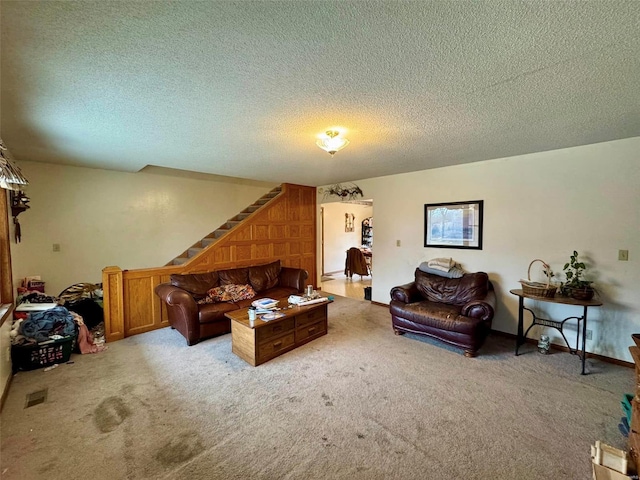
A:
[[1, 1, 639, 186]]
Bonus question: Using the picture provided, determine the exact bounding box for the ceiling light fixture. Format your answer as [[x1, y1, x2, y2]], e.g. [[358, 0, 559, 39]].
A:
[[316, 130, 349, 156]]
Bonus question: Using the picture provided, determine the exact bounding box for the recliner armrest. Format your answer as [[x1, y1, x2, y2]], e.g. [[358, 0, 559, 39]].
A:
[[461, 288, 496, 322], [279, 267, 308, 292], [390, 282, 422, 304]]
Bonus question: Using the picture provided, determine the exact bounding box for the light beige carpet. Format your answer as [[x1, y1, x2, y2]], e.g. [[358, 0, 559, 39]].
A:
[[0, 295, 632, 479]]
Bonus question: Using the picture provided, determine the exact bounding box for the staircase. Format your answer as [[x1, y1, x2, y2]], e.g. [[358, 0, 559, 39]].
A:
[[166, 185, 283, 266]]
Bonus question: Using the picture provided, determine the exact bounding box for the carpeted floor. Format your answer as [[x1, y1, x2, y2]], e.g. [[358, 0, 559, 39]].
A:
[[0, 295, 632, 479]]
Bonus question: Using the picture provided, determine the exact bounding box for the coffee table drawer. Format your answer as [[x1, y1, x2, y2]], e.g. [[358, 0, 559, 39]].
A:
[[296, 320, 327, 343], [296, 308, 326, 327], [257, 318, 295, 343], [258, 332, 295, 360]]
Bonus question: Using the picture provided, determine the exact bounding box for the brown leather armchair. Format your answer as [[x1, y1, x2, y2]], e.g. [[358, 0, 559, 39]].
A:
[[155, 261, 307, 345], [390, 269, 496, 357]]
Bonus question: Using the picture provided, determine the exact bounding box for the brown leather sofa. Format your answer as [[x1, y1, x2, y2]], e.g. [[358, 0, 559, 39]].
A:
[[155, 260, 307, 345], [390, 269, 496, 357]]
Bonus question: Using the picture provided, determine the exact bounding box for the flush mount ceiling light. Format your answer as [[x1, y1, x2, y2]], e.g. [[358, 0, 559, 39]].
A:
[[316, 130, 349, 156]]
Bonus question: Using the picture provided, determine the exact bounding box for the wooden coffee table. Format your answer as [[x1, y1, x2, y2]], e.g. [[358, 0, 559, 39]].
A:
[[225, 298, 330, 366]]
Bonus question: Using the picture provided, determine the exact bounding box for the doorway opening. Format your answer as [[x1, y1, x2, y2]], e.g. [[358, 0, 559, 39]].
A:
[[320, 199, 373, 301]]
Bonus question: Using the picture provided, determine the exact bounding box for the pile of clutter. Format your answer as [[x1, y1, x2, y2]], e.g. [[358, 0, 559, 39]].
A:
[[11, 279, 107, 371]]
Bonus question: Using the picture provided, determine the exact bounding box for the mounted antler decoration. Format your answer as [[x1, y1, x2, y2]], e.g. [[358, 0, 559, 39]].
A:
[[11, 190, 30, 243], [324, 183, 364, 201]]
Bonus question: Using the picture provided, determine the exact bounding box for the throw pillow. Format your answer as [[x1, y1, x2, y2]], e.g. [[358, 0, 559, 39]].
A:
[[199, 284, 257, 304], [206, 286, 234, 303], [226, 284, 257, 302]]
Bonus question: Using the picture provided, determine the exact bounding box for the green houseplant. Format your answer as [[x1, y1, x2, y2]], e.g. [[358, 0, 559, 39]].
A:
[[560, 251, 595, 300]]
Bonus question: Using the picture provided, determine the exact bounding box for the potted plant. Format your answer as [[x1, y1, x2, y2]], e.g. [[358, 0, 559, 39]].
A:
[[560, 251, 595, 300]]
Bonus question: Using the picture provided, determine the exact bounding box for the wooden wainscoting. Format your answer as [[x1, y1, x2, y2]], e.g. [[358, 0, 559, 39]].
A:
[[103, 183, 316, 341]]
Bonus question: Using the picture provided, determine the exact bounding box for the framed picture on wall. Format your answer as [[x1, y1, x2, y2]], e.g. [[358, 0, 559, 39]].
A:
[[424, 200, 483, 249]]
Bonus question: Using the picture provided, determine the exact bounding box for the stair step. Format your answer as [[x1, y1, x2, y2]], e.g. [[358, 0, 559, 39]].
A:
[[201, 237, 216, 247], [230, 213, 251, 221], [173, 257, 188, 265], [255, 199, 269, 205], [213, 229, 228, 239], [243, 206, 260, 213], [225, 220, 241, 229], [188, 247, 203, 258]]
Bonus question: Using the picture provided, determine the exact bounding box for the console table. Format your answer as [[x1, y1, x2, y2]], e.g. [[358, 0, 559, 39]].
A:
[[510, 289, 603, 375]]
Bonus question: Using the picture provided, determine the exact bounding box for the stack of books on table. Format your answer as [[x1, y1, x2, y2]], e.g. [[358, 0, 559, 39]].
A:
[[251, 298, 279, 313]]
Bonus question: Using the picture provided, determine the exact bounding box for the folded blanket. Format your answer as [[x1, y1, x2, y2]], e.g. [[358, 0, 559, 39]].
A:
[[426, 263, 451, 273], [419, 262, 465, 279], [427, 257, 454, 269]]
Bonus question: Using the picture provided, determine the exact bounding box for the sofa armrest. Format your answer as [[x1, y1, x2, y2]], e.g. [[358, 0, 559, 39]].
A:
[[390, 282, 422, 304], [155, 283, 197, 311], [461, 288, 496, 322], [279, 267, 308, 292], [155, 283, 200, 344]]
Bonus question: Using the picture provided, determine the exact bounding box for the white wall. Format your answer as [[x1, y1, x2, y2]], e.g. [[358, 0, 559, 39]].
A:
[[321, 202, 373, 273], [324, 137, 640, 362], [11, 163, 276, 295]]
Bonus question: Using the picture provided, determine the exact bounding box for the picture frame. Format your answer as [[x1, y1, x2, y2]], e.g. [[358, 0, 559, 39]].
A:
[[424, 200, 483, 249], [345, 213, 355, 232]]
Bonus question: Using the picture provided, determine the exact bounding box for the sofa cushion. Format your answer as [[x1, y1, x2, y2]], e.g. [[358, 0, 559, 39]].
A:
[[170, 272, 219, 299], [218, 267, 250, 286], [390, 300, 479, 335], [249, 260, 281, 292], [198, 302, 239, 324], [414, 270, 488, 306]]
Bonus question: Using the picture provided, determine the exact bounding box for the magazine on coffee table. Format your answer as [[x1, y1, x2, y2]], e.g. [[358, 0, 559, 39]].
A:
[[261, 312, 286, 321]]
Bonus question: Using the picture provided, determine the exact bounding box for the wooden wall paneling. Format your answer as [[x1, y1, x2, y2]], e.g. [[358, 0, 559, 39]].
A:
[[236, 244, 252, 262], [288, 225, 300, 238], [255, 243, 271, 259], [271, 224, 286, 239], [102, 266, 124, 341], [268, 201, 286, 221], [273, 242, 286, 257], [255, 224, 270, 240], [230, 226, 252, 242], [124, 276, 153, 333], [289, 242, 301, 255], [214, 246, 232, 264]]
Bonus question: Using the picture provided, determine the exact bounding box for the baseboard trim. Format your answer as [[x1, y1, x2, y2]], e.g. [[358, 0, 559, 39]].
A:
[[490, 329, 634, 369], [1, 373, 13, 412]]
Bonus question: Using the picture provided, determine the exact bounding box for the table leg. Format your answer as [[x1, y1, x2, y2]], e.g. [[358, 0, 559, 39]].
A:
[[581, 306, 588, 375], [516, 296, 524, 355]]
